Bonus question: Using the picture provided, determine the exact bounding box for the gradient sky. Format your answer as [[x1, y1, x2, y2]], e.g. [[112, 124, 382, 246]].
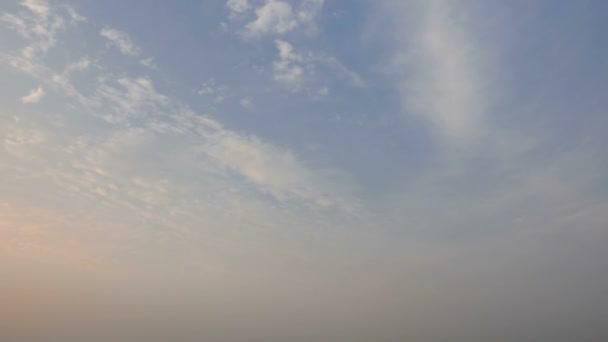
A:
[[1, 0, 608, 341]]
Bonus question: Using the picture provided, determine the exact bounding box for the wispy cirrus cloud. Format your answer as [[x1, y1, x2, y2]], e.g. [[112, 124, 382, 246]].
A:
[[20, 0, 50, 18], [65, 5, 86, 23], [1, 0, 359, 217], [100, 27, 141, 56], [20, 86, 45, 103], [271, 39, 364, 92], [1, 0, 73, 60], [387, 0, 490, 141]]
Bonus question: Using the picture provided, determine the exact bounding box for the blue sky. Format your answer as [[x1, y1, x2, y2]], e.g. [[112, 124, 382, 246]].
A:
[[1, 0, 608, 340]]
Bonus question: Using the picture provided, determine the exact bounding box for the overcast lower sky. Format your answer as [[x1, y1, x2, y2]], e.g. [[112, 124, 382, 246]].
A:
[[1, 0, 608, 341]]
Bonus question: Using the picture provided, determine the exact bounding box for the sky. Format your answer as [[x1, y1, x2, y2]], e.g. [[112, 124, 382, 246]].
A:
[[1, 0, 608, 341]]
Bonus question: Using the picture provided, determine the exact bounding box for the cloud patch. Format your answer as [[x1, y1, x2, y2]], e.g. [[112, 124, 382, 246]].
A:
[[245, 0, 297, 37], [100, 27, 141, 56], [20, 86, 45, 104], [227, 0, 250, 16], [271, 39, 364, 92], [20, 0, 50, 18], [389, 1, 490, 141], [240, 97, 254, 109], [227, 0, 324, 38], [273, 39, 305, 89]]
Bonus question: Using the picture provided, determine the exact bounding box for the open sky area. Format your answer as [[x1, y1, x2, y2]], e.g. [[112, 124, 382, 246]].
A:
[[1, 0, 608, 341]]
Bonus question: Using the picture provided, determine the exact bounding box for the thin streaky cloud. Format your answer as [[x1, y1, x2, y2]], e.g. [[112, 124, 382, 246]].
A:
[[20, 86, 45, 103], [100, 27, 141, 56], [392, 0, 489, 141]]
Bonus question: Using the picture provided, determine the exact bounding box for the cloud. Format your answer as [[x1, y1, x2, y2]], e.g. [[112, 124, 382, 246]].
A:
[[197, 78, 232, 103], [95, 77, 168, 123], [1, 0, 69, 60], [20, 0, 50, 18], [199, 126, 350, 209], [237, 0, 325, 38], [2, 122, 46, 159], [276, 38, 301, 61], [315, 55, 365, 87], [65, 5, 86, 23], [63, 57, 91, 74], [296, 0, 324, 28], [388, 0, 489, 141], [245, 0, 298, 37], [240, 97, 254, 109], [2, 1, 608, 341], [2, 1, 357, 213], [140, 57, 157, 69], [271, 40, 364, 91], [0, 13, 28, 37], [20, 86, 45, 104], [226, 0, 250, 15], [317, 86, 329, 96], [273, 39, 305, 89], [222, 0, 351, 94], [100, 27, 141, 56]]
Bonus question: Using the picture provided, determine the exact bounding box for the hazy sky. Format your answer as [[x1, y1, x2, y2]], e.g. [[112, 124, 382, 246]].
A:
[[1, 0, 608, 341]]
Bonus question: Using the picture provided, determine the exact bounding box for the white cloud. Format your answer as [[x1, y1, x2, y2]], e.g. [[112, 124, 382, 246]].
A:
[[1, 0, 68, 60], [225, 0, 336, 93], [199, 128, 347, 208], [276, 38, 300, 61], [1, 0, 366, 275], [2, 123, 46, 157], [245, 0, 297, 37], [20, 0, 50, 18], [315, 55, 365, 87], [297, 0, 324, 25], [197, 79, 231, 103], [275, 63, 304, 88], [227, 0, 250, 15], [64, 57, 91, 74], [234, 0, 324, 38], [389, 1, 489, 141], [140, 57, 157, 69], [317, 86, 329, 96], [197, 78, 221, 95], [20, 86, 45, 104], [100, 27, 141, 56], [1, 13, 28, 37], [2, 8, 355, 211], [2, 2, 608, 340], [271, 40, 364, 92], [95, 77, 168, 124], [240, 97, 254, 109], [273, 39, 305, 89], [65, 5, 86, 23]]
